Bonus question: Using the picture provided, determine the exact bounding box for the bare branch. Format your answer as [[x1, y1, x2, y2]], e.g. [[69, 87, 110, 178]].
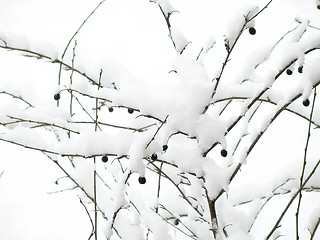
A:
[[58, 0, 107, 84], [266, 158, 320, 239], [310, 217, 320, 240], [296, 89, 317, 239], [247, 0, 275, 22], [146, 115, 169, 149], [7, 115, 80, 134], [79, 197, 95, 240], [203, 47, 320, 157], [0, 91, 34, 108], [0, 44, 98, 86]]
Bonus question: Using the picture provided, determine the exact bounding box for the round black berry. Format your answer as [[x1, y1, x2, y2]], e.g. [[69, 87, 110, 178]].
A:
[[162, 145, 168, 151], [54, 93, 60, 100], [249, 27, 256, 35], [102, 155, 108, 163], [174, 219, 179, 225], [128, 108, 134, 114], [298, 66, 303, 73], [221, 149, 228, 157], [303, 99, 310, 107], [138, 176, 146, 184], [317, 5, 320, 10], [286, 69, 293, 75], [108, 107, 114, 112], [151, 153, 158, 160]]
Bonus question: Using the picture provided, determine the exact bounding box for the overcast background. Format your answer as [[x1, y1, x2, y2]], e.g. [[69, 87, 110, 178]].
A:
[[0, 0, 320, 239]]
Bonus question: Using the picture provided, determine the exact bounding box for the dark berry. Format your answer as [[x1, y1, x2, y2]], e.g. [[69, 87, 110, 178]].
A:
[[128, 108, 134, 114], [151, 153, 158, 160], [102, 155, 108, 163], [174, 219, 179, 225], [298, 66, 303, 73], [138, 176, 146, 184], [249, 27, 256, 35], [303, 99, 310, 107], [221, 149, 228, 157], [108, 107, 114, 112], [162, 145, 168, 151], [317, 5, 320, 10], [54, 93, 60, 100], [286, 69, 293, 75]]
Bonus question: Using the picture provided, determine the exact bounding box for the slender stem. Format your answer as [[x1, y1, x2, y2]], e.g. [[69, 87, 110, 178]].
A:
[[69, 40, 77, 118], [58, 0, 106, 85], [145, 115, 169, 149], [93, 70, 102, 240], [205, 189, 218, 239], [296, 89, 317, 239], [79, 197, 95, 240], [155, 162, 163, 214]]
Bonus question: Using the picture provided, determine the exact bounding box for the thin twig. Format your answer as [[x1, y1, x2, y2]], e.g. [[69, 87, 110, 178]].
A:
[[0, 44, 98, 85], [7, 115, 80, 134], [296, 89, 317, 239], [266, 158, 320, 239], [43, 153, 109, 221], [146, 115, 169, 149], [0, 91, 34, 108], [146, 161, 203, 217], [154, 204, 198, 239], [152, 1, 179, 50], [295, 18, 320, 31], [310, 217, 320, 240], [63, 87, 112, 103], [215, 96, 320, 128], [79, 197, 95, 240], [93, 69, 102, 240], [155, 162, 163, 214], [69, 40, 77, 118], [58, 0, 106, 85], [203, 47, 320, 157], [247, 0, 274, 22]]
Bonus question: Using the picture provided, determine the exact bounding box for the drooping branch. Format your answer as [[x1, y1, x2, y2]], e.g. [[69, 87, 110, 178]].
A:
[[0, 44, 98, 86], [203, 47, 320, 157], [0, 91, 34, 108], [5, 115, 80, 134]]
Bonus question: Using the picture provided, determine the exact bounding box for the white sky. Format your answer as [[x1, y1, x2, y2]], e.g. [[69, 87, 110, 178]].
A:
[[0, 0, 320, 239]]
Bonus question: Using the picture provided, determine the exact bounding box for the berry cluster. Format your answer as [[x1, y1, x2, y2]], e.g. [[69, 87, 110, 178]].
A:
[[286, 66, 303, 76], [285, 66, 310, 107]]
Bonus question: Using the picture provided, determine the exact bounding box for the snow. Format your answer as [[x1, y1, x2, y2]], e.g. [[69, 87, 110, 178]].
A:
[[203, 158, 229, 199], [127, 133, 149, 175], [1, 125, 52, 151], [194, 114, 226, 150], [170, 27, 188, 53], [58, 130, 133, 156], [141, 210, 173, 240], [1, 0, 320, 240], [71, 158, 94, 197], [303, 58, 320, 86], [164, 136, 205, 175], [154, 0, 174, 17]]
